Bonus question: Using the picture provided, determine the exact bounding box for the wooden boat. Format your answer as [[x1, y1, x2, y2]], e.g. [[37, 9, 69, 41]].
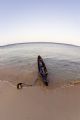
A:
[[37, 55, 48, 86], [17, 55, 48, 89]]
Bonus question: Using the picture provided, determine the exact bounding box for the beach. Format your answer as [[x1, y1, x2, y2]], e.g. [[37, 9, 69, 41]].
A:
[[0, 43, 80, 120], [0, 81, 80, 120]]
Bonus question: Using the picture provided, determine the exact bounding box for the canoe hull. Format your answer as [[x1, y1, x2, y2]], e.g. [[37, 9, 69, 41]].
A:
[[37, 55, 48, 86]]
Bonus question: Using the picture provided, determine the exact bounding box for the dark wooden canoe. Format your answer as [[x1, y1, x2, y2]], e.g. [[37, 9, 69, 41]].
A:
[[37, 55, 48, 86]]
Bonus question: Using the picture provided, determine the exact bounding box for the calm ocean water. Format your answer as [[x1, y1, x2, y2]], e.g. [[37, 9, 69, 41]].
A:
[[0, 43, 80, 88]]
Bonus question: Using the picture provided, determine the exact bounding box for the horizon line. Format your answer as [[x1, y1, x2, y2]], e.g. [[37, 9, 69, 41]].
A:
[[0, 42, 80, 48]]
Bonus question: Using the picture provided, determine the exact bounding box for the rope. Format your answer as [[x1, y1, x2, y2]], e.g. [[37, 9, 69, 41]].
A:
[[17, 78, 38, 89]]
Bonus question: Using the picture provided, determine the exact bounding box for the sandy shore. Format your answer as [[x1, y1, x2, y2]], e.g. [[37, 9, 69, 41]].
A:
[[0, 81, 80, 120]]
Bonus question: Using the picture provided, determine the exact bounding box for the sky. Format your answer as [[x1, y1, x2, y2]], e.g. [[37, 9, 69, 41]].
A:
[[0, 0, 80, 46]]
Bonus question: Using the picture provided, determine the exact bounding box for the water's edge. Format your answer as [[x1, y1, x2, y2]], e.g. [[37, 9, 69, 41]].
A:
[[0, 43, 80, 89]]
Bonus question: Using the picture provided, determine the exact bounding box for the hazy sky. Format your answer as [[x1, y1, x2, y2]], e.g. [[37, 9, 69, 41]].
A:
[[0, 0, 80, 46]]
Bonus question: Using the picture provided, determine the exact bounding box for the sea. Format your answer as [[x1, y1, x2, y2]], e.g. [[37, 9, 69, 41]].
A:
[[0, 42, 80, 88]]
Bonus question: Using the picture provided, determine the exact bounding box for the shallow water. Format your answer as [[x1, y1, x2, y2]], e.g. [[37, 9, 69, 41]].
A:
[[0, 43, 80, 88]]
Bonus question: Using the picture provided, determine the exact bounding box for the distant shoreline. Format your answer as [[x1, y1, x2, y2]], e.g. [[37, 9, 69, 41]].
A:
[[0, 42, 80, 48]]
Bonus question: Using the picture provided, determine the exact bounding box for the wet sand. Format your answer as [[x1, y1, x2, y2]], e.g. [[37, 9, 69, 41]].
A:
[[0, 81, 80, 120]]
